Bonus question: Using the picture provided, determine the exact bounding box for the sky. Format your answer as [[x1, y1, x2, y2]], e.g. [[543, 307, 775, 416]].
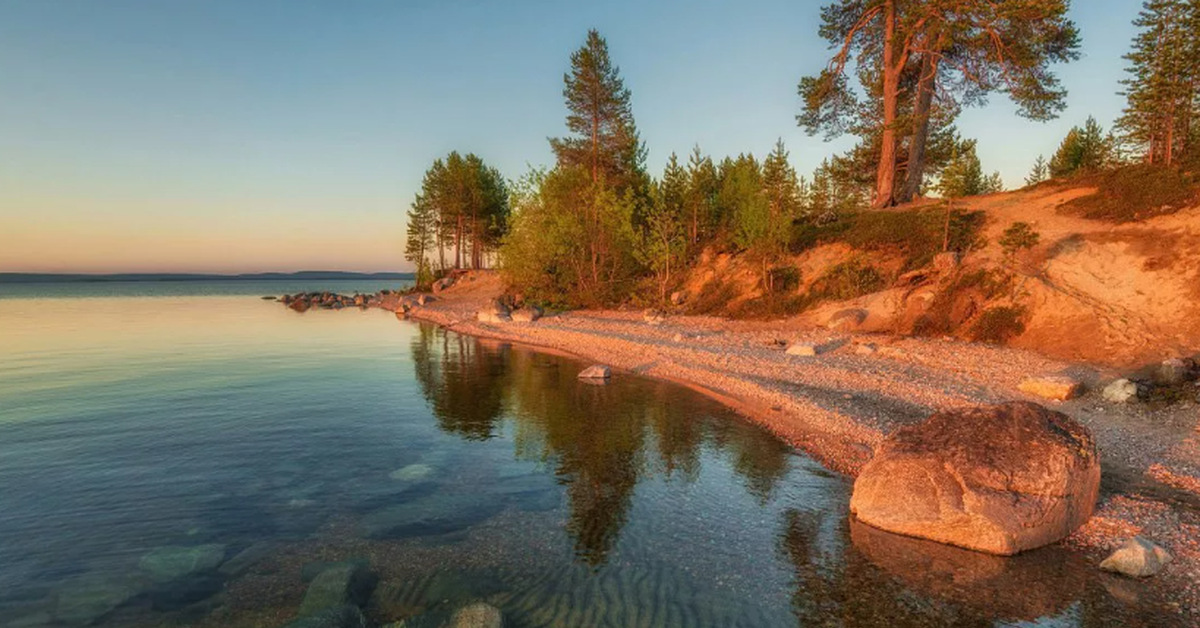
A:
[[0, 0, 1140, 274]]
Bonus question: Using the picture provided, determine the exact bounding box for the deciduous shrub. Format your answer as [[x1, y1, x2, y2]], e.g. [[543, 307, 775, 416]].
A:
[[971, 306, 1027, 344]]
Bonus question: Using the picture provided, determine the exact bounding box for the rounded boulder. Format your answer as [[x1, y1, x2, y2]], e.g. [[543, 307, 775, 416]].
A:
[[850, 402, 1100, 555]]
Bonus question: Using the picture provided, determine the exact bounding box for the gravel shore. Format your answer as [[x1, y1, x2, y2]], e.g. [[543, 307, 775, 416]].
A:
[[388, 273, 1200, 618]]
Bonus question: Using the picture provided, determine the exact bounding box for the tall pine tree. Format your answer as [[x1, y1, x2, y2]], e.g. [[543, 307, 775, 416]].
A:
[[1116, 0, 1200, 166], [798, 0, 1079, 208], [550, 29, 646, 193], [404, 193, 436, 287]]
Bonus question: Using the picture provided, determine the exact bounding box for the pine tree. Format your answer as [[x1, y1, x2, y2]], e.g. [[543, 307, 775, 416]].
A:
[[1049, 117, 1112, 177], [684, 146, 719, 253], [550, 29, 645, 192], [1025, 155, 1050, 186], [413, 152, 509, 271], [938, 139, 990, 200], [404, 193, 436, 288], [1116, 0, 1200, 166], [798, 1, 1079, 208]]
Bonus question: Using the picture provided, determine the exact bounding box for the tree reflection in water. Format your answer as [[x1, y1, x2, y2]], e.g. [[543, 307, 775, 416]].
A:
[[408, 324, 790, 567]]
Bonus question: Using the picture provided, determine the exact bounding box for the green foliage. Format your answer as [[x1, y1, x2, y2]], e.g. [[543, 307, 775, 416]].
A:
[[684, 146, 721, 255], [406, 152, 509, 272], [970, 306, 1028, 344], [838, 208, 986, 270], [798, 1, 1079, 205], [550, 29, 646, 194], [1115, 0, 1200, 166], [999, 222, 1041, 255], [1049, 117, 1113, 177], [937, 139, 1003, 199], [810, 258, 884, 302], [1024, 155, 1049, 187], [1058, 164, 1200, 222], [404, 192, 436, 288], [689, 280, 740, 315], [635, 154, 687, 302]]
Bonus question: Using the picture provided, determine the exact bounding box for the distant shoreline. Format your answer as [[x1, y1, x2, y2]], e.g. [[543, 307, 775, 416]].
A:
[[0, 271, 415, 284]]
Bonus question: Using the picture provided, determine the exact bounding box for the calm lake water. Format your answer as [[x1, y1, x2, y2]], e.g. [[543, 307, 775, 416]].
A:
[[0, 282, 1177, 627]]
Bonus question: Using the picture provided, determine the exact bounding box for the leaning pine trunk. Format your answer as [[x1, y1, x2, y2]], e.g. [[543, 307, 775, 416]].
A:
[[873, 1, 901, 209], [899, 51, 939, 204]]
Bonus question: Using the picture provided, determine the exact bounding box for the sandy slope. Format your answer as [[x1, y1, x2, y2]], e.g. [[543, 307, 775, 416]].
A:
[[390, 271, 1200, 617]]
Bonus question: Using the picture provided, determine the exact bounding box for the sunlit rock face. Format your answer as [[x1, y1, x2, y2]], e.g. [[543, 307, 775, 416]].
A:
[[850, 401, 1100, 555]]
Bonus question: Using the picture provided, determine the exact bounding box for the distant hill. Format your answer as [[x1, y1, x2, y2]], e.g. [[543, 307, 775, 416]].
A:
[[0, 271, 415, 283]]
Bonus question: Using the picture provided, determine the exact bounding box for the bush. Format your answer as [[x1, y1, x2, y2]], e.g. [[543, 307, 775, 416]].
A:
[[811, 258, 884, 301], [689, 280, 740, 315], [787, 208, 986, 271], [1059, 165, 1199, 223], [999, 222, 1040, 255], [970, 306, 1027, 344]]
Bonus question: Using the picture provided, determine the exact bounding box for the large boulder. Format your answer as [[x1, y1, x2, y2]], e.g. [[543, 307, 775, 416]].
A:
[[850, 402, 1100, 555]]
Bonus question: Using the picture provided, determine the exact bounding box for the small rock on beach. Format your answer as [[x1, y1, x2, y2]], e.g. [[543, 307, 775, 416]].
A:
[[1018, 375, 1083, 401], [578, 365, 611, 380], [1100, 537, 1173, 578]]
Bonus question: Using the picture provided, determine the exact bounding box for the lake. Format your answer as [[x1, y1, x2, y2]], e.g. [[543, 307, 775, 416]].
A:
[[0, 282, 1174, 627]]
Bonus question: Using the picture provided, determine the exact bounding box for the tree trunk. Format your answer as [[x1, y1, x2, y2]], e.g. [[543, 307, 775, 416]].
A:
[[454, 215, 463, 269], [592, 111, 600, 184], [943, 200, 953, 252], [873, 1, 901, 209], [898, 52, 939, 204]]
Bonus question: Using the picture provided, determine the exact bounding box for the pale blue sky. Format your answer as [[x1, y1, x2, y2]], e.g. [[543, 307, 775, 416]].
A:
[[0, 0, 1139, 273]]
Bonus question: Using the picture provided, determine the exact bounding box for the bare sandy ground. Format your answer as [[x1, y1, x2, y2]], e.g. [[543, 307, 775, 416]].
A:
[[385, 271, 1200, 617]]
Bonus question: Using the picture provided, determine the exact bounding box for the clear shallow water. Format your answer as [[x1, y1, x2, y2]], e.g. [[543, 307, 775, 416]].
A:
[[0, 284, 1175, 627]]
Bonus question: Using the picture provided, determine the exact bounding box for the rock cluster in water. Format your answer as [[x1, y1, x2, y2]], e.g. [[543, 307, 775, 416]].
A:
[[277, 291, 394, 312]]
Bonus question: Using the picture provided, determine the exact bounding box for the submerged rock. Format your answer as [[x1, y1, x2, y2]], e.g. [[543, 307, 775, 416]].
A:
[[577, 365, 611, 380], [53, 579, 141, 626], [448, 602, 504, 628], [1018, 375, 1083, 401], [360, 492, 502, 539], [850, 402, 1100, 555], [219, 541, 279, 577], [298, 562, 376, 616], [138, 544, 226, 583], [300, 558, 371, 583], [1100, 537, 1172, 577], [389, 464, 434, 482], [282, 605, 368, 628]]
